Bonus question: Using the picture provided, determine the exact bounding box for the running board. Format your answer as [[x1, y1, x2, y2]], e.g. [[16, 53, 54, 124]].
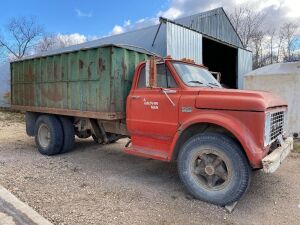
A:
[[124, 146, 169, 161]]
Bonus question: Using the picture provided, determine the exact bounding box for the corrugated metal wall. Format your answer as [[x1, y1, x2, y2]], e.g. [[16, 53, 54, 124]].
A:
[[238, 48, 253, 88], [0, 63, 10, 107], [175, 8, 243, 48], [166, 22, 203, 64]]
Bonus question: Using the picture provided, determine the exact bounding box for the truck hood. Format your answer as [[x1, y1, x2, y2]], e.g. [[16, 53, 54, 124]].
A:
[[195, 89, 287, 111]]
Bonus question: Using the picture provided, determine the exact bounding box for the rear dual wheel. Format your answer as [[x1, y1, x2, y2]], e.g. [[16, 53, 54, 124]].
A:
[[178, 133, 251, 206], [35, 115, 75, 155], [35, 115, 63, 155], [59, 117, 75, 153]]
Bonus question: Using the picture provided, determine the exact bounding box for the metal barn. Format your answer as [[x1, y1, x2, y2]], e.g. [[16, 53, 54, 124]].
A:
[[28, 7, 252, 90]]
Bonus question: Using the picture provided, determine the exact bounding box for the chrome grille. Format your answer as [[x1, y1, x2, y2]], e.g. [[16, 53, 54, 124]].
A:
[[270, 111, 285, 142]]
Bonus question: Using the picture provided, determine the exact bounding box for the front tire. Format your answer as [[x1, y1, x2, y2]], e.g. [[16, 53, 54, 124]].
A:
[[34, 115, 63, 156], [177, 133, 251, 206]]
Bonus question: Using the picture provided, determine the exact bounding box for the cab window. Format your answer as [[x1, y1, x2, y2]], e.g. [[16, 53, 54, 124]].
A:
[[137, 63, 178, 88]]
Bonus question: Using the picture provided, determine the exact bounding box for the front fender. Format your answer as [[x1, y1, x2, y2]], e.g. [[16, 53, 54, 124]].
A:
[[169, 111, 266, 168]]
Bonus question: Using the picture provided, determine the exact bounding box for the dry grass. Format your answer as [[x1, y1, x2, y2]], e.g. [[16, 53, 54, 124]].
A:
[[0, 110, 25, 123]]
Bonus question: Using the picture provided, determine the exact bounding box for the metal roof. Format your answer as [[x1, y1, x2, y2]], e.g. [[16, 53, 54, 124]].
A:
[[175, 8, 244, 48], [18, 43, 158, 62]]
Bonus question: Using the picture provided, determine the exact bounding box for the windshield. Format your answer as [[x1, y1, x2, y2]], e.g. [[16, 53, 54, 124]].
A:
[[172, 62, 222, 88]]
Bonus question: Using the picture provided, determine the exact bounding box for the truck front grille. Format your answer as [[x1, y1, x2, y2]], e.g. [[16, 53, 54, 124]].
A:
[[269, 111, 285, 142]]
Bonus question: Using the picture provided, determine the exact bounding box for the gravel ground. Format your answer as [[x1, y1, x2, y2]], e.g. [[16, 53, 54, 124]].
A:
[[0, 111, 299, 225]]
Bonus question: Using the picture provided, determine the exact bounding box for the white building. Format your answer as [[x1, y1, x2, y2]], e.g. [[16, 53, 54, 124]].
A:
[[244, 61, 300, 136]]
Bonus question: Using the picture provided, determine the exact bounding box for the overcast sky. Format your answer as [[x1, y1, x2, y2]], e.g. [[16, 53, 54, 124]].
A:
[[113, 0, 300, 35], [0, 0, 299, 41]]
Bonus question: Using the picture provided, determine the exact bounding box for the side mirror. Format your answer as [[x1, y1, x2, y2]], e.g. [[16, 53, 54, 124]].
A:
[[145, 57, 157, 88]]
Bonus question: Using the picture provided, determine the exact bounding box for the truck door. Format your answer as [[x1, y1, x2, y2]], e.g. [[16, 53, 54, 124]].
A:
[[127, 63, 180, 159]]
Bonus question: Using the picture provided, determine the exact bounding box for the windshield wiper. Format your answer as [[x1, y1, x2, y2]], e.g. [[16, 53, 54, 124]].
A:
[[188, 80, 213, 88], [208, 82, 220, 87], [188, 80, 203, 84]]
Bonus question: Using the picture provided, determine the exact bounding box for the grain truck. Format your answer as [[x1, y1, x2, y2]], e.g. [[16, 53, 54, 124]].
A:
[[10, 44, 293, 206]]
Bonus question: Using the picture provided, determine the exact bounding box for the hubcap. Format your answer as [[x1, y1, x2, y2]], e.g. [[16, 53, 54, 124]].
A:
[[38, 123, 51, 148], [192, 150, 231, 190], [204, 165, 215, 176]]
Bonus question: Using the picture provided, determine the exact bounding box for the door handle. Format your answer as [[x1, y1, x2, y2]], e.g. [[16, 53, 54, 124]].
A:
[[162, 89, 177, 94], [131, 95, 140, 99]]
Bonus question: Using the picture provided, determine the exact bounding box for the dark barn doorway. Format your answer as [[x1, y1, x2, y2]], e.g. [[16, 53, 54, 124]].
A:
[[202, 37, 238, 88]]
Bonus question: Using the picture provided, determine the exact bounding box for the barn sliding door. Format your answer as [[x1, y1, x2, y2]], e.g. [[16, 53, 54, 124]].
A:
[[238, 48, 252, 89]]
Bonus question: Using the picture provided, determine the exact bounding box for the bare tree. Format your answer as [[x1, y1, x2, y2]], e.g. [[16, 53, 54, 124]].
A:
[[279, 22, 298, 61], [251, 31, 265, 69], [229, 7, 244, 35], [229, 6, 265, 48], [35, 33, 87, 53], [0, 16, 43, 60], [267, 28, 276, 64], [276, 29, 285, 63], [34, 34, 57, 52], [229, 6, 300, 68]]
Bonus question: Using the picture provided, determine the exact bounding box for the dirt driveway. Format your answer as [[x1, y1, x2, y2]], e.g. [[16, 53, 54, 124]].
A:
[[0, 111, 299, 225]]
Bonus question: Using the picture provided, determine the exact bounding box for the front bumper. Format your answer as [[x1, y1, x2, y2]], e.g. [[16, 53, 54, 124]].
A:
[[262, 137, 293, 173]]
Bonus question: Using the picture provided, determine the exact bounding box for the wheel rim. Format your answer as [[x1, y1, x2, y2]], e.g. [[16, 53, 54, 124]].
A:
[[191, 149, 232, 190], [38, 123, 51, 148]]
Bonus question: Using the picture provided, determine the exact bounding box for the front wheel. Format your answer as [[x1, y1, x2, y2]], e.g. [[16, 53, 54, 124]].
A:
[[177, 133, 251, 206]]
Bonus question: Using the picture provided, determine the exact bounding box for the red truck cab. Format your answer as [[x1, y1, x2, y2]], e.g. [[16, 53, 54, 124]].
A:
[[125, 57, 293, 205]]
